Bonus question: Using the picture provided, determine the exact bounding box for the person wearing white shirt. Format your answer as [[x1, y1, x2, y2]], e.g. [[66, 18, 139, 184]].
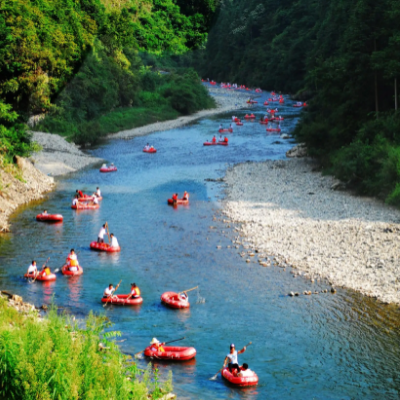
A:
[[27, 261, 37, 275], [103, 284, 115, 298], [110, 233, 119, 248], [238, 363, 253, 377], [144, 143, 150, 150], [96, 187, 101, 197], [72, 196, 79, 206], [98, 224, 106, 243], [91, 195, 99, 205], [223, 343, 247, 375]]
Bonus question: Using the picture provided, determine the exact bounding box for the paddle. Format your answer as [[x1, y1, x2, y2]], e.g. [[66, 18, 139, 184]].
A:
[[209, 342, 252, 380], [178, 286, 198, 295], [29, 257, 50, 284], [134, 337, 185, 358], [105, 222, 111, 244], [103, 280, 122, 308]]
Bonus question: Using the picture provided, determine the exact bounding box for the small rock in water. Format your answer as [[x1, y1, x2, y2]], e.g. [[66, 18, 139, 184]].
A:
[[289, 292, 295, 297], [294, 292, 299, 296], [216, 245, 221, 249], [331, 287, 337, 293], [246, 259, 251, 263]]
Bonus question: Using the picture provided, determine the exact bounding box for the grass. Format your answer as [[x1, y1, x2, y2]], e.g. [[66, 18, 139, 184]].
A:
[[0, 298, 172, 399]]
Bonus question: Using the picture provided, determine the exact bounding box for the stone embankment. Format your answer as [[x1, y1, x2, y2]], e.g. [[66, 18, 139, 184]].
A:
[[223, 157, 400, 305]]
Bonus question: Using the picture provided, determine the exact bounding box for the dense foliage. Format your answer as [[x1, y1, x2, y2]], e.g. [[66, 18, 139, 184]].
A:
[[0, 300, 172, 399], [200, 0, 400, 204], [0, 0, 218, 153]]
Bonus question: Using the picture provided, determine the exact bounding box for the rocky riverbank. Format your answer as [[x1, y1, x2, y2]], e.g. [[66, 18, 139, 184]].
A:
[[0, 156, 55, 232], [223, 158, 400, 305], [110, 87, 249, 140], [31, 132, 104, 176]]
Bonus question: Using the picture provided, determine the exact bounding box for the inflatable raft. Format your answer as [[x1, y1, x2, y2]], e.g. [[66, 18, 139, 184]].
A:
[[221, 368, 259, 387], [71, 203, 99, 210], [36, 214, 63, 223], [61, 264, 83, 276], [264, 101, 269, 105], [144, 346, 196, 361], [244, 115, 256, 119], [24, 271, 57, 282], [236, 122, 243, 126], [218, 128, 233, 133], [161, 291, 190, 309], [204, 141, 228, 146], [78, 195, 102, 202], [167, 199, 189, 205], [101, 294, 143, 306], [100, 166, 117, 173], [90, 241, 121, 252], [143, 148, 157, 153], [266, 128, 281, 133]]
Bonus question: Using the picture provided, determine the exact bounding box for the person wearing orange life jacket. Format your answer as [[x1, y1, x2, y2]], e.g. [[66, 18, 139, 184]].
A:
[[130, 283, 141, 298], [212, 135, 216, 144], [224, 136, 229, 144], [66, 249, 79, 271], [149, 338, 165, 353], [182, 191, 189, 201], [172, 193, 178, 202], [76, 189, 84, 198], [41, 263, 52, 277]]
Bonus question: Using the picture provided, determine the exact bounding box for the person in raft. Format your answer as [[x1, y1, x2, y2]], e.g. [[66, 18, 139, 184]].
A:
[[237, 363, 253, 377], [144, 143, 150, 151], [130, 283, 141, 298], [212, 135, 216, 144], [149, 338, 165, 353], [172, 193, 178, 202], [27, 260, 38, 276], [223, 343, 247, 375], [219, 135, 223, 142], [179, 291, 188, 302], [76, 189, 84, 198], [103, 283, 119, 299], [41, 263, 52, 277], [72, 195, 79, 206], [224, 136, 229, 143], [110, 233, 119, 248], [182, 191, 189, 201], [94, 187, 101, 197], [66, 249, 79, 271], [90, 195, 99, 206], [98, 224, 107, 243], [42, 209, 48, 215], [219, 124, 222, 130]]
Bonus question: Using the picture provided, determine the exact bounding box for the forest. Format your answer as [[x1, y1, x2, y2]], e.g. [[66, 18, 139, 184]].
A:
[[0, 0, 218, 158], [200, 0, 400, 205]]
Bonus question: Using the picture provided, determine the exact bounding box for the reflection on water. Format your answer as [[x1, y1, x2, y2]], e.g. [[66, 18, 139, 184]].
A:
[[1, 94, 400, 398]]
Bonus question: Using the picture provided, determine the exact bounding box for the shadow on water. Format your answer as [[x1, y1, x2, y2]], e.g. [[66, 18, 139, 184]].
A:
[[1, 92, 400, 399]]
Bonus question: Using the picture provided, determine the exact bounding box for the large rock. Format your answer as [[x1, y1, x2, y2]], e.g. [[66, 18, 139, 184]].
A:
[[286, 143, 307, 158]]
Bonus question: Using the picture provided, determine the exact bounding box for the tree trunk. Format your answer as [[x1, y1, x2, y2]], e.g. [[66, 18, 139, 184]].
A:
[[395, 77, 398, 111], [374, 39, 379, 118]]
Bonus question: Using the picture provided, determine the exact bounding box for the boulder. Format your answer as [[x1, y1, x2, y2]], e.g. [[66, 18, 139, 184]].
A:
[[286, 143, 307, 158]]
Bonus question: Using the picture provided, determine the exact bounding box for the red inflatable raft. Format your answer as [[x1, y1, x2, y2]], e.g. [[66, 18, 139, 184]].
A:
[[244, 115, 256, 119], [71, 203, 99, 210], [100, 166, 117, 173], [161, 291, 190, 309], [266, 128, 281, 132], [101, 294, 143, 306], [61, 264, 83, 276], [78, 195, 103, 202], [236, 122, 243, 126], [36, 214, 63, 223], [167, 199, 189, 205], [264, 101, 269, 105], [221, 368, 259, 387], [144, 346, 196, 361], [204, 141, 228, 146], [143, 148, 157, 153], [218, 128, 233, 133], [90, 241, 121, 252], [24, 271, 57, 282], [293, 103, 303, 108]]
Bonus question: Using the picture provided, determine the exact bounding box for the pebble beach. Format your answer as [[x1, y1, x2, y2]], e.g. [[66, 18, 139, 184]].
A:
[[223, 158, 400, 305]]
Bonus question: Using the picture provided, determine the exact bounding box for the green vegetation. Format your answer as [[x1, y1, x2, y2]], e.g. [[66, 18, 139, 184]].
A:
[[199, 0, 400, 205], [0, 299, 172, 399], [0, 0, 218, 153]]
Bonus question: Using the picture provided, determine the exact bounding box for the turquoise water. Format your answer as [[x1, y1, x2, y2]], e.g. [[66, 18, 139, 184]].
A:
[[1, 93, 400, 399]]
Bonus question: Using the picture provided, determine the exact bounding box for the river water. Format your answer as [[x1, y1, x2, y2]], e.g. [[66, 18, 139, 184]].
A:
[[1, 92, 400, 399]]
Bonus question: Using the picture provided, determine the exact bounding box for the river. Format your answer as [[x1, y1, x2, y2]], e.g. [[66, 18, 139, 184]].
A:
[[1, 91, 400, 399]]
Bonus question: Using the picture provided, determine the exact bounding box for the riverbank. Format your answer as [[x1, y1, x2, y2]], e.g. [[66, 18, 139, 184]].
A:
[[0, 157, 55, 232], [223, 158, 400, 305], [110, 87, 249, 140]]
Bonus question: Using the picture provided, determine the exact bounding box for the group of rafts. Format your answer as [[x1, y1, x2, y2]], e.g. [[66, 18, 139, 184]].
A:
[[24, 86, 308, 387]]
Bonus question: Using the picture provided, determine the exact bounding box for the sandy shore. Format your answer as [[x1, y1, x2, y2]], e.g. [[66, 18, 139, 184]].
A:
[[110, 87, 249, 140], [31, 132, 104, 177], [223, 158, 400, 305]]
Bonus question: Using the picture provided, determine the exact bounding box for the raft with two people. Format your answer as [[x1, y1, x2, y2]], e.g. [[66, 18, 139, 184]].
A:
[[142, 337, 196, 361], [90, 222, 121, 252], [24, 259, 56, 282], [78, 194, 103, 202], [168, 191, 189, 206], [99, 163, 117, 173], [244, 114, 256, 119], [266, 127, 281, 133], [102, 282, 143, 306], [218, 128, 233, 133], [61, 249, 83, 276], [143, 144, 157, 153]]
